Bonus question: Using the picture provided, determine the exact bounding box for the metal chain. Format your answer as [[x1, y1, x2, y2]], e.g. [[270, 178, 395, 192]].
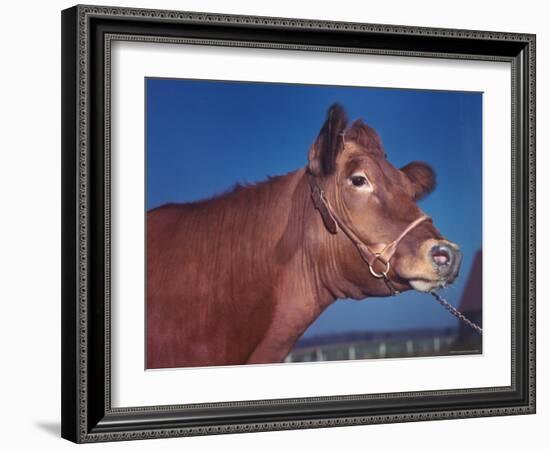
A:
[[430, 291, 483, 335]]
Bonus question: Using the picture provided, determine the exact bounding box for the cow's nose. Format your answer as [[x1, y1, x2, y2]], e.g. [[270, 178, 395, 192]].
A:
[[430, 243, 461, 280]]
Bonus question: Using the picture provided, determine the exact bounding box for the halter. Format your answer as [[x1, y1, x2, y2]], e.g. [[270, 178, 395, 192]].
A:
[[307, 175, 431, 295]]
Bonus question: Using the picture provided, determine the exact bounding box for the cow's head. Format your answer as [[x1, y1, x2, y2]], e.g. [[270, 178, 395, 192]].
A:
[[307, 104, 461, 298]]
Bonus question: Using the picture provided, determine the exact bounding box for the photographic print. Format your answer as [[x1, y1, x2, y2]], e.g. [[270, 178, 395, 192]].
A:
[[145, 79, 482, 369], [62, 7, 535, 441]]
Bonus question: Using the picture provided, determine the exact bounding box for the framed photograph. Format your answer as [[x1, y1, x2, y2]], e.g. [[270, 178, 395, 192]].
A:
[[61, 4, 536, 443]]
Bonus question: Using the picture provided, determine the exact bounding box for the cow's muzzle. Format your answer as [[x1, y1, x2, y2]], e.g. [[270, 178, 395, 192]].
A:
[[430, 242, 462, 284]]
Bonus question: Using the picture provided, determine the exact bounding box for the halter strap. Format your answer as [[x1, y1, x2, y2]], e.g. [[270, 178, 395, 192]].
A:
[[308, 175, 431, 295]]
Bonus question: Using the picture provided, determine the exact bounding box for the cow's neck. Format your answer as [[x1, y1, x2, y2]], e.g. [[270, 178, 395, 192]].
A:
[[245, 170, 337, 363], [247, 170, 371, 363]]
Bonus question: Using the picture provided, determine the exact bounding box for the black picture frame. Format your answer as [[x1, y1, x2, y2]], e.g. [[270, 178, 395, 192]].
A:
[[61, 4, 536, 443]]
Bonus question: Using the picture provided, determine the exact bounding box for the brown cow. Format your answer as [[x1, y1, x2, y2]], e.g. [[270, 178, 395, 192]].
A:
[[147, 104, 461, 369]]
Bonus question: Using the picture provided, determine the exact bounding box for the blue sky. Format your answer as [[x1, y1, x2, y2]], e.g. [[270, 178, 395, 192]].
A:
[[146, 78, 482, 337]]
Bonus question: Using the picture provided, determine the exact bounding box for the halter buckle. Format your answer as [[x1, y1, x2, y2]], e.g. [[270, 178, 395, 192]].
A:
[[368, 254, 390, 279]]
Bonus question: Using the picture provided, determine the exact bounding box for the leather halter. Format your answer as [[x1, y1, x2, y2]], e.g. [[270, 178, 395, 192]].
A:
[[308, 175, 431, 295]]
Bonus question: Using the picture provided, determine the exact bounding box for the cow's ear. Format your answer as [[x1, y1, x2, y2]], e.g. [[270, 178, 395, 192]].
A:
[[308, 103, 348, 177], [401, 161, 436, 200]]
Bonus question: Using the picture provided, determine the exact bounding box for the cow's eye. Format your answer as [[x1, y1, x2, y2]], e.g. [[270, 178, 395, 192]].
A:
[[349, 174, 371, 190], [351, 176, 367, 186]]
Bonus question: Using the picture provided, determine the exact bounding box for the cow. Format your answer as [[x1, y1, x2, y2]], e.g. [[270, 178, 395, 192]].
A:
[[146, 103, 461, 369]]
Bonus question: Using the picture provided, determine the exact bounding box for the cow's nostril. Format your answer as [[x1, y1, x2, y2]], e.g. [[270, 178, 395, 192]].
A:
[[431, 245, 452, 267]]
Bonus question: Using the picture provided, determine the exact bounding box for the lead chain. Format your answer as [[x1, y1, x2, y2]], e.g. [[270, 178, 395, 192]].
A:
[[430, 291, 483, 335]]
